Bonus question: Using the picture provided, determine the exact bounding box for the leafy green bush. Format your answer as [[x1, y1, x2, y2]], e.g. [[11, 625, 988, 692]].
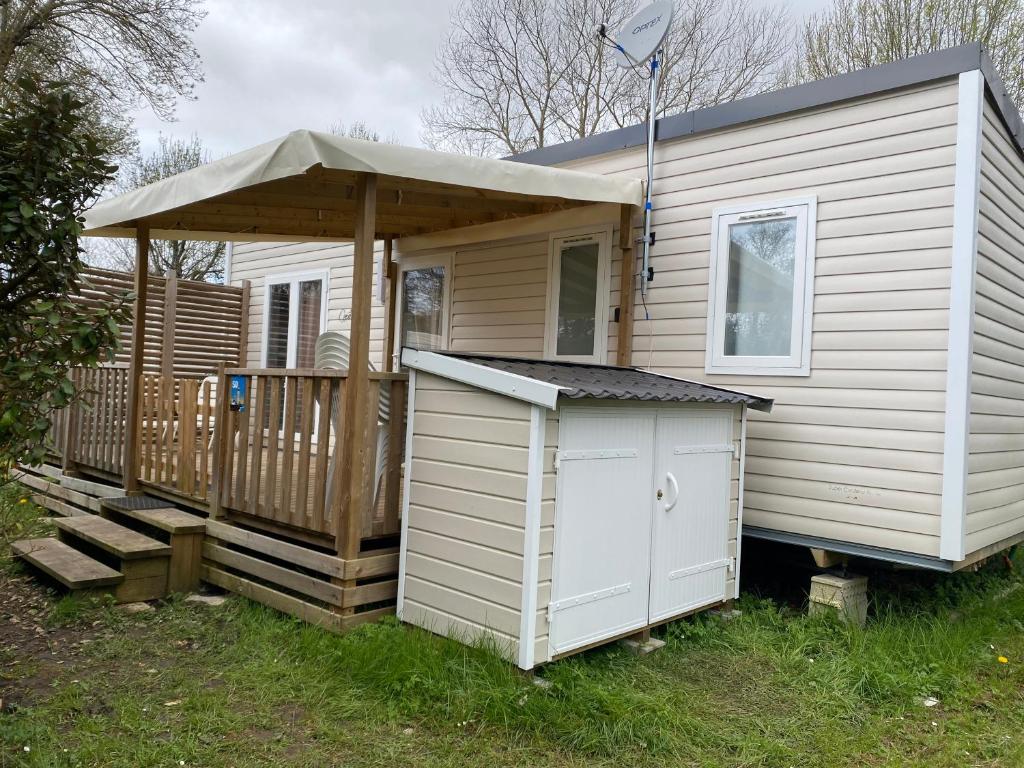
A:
[[0, 78, 129, 468]]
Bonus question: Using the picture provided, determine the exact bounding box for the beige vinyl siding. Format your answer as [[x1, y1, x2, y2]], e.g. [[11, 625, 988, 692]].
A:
[[230, 240, 387, 369], [419, 220, 624, 361], [966, 102, 1024, 553], [402, 372, 532, 661], [558, 78, 960, 557], [450, 238, 549, 357]]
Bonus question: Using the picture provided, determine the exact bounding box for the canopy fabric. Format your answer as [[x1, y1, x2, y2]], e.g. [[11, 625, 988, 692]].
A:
[[83, 130, 643, 241]]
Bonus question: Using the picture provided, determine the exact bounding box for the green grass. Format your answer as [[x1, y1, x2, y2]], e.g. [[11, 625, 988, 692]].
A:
[[2, 494, 1023, 767]]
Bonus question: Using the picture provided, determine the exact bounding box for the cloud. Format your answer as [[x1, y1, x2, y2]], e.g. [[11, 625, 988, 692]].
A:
[[130, 0, 459, 157]]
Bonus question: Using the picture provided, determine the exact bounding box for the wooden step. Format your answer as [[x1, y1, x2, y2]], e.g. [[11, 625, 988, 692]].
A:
[[12, 538, 124, 589], [54, 516, 171, 560], [101, 502, 205, 535], [59, 474, 124, 498]]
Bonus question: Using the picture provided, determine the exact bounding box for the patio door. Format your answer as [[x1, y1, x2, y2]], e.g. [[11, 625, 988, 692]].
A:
[[263, 271, 329, 429], [264, 271, 328, 370]]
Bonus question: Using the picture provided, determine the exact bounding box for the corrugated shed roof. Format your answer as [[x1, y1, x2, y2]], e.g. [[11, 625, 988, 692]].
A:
[[444, 353, 773, 411]]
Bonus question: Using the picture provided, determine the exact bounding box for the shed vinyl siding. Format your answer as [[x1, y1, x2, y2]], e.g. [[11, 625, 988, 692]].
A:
[[557, 79, 961, 557], [966, 101, 1024, 553], [402, 372, 533, 660], [230, 240, 387, 369]]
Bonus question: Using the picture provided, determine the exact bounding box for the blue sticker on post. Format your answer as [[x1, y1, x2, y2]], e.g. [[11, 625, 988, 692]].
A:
[[229, 375, 247, 412]]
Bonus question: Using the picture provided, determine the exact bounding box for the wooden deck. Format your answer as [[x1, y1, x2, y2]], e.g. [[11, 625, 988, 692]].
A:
[[140, 440, 402, 543], [18, 462, 401, 627]]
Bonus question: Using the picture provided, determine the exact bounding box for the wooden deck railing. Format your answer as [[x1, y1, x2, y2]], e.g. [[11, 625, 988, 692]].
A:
[[139, 374, 215, 501], [63, 365, 130, 477], [212, 368, 407, 541], [50, 363, 408, 548]]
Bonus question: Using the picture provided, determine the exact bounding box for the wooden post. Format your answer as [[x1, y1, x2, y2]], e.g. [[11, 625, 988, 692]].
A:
[[161, 269, 177, 378], [123, 223, 150, 493], [60, 369, 80, 476], [616, 204, 636, 367], [237, 279, 251, 367], [381, 237, 397, 372], [336, 172, 377, 561]]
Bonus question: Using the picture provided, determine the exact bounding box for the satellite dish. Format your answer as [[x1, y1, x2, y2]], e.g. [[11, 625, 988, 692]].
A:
[[613, 1, 674, 68]]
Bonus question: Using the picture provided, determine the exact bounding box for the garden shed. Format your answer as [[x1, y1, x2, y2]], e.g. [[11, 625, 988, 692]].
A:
[[397, 349, 772, 669]]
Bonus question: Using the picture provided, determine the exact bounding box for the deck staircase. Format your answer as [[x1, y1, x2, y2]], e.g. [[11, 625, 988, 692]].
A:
[[11, 466, 205, 603]]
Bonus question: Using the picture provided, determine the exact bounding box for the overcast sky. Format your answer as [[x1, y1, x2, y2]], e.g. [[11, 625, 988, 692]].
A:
[[129, 0, 827, 159]]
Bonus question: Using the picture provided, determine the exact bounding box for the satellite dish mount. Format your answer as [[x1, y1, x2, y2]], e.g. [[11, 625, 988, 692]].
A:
[[599, 1, 673, 296]]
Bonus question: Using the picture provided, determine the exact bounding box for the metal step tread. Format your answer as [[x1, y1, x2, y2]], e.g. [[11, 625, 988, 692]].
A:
[[102, 495, 176, 512], [103, 502, 206, 535], [12, 538, 124, 589], [54, 516, 171, 560]]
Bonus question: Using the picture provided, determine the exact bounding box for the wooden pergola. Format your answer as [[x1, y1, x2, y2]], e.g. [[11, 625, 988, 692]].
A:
[[83, 129, 643, 566]]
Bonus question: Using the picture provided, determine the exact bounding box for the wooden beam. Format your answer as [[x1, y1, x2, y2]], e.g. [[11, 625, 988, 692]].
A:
[[337, 172, 377, 559], [160, 269, 177, 378], [616, 204, 637, 367], [123, 224, 150, 493], [381, 237, 397, 372]]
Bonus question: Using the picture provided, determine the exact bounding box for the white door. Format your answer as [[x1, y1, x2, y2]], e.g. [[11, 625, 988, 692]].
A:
[[548, 410, 655, 656], [648, 411, 734, 623]]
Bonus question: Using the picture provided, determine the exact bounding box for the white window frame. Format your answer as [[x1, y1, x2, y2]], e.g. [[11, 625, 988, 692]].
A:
[[544, 226, 612, 364], [705, 196, 817, 377], [260, 269, 330, 368], [396, 252, 453, 358]]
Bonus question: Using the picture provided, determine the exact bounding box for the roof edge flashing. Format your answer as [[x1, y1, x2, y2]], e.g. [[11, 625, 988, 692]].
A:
[[510, 43, 1017, 168], [401, 348, 562, 409], [635, 369, 774, 413]]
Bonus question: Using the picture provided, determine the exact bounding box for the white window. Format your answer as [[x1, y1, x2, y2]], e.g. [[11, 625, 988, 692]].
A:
[[706, 197, 817, 376], [262, 270, 329, 369], [545, 228, 611, 363], [397, 253, 452, 354]]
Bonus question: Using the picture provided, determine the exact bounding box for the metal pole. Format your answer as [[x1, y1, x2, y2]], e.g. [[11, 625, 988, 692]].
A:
[[641, 49, 660, 295]]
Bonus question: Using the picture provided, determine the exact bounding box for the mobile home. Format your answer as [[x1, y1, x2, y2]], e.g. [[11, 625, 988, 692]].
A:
[[229, 44, 1024, 572]]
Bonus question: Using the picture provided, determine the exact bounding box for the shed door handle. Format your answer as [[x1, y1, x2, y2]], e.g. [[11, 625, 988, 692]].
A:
[[664, 472, 679, 512]]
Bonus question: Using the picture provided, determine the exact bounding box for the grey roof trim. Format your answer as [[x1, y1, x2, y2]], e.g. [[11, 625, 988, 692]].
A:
[[743, 526, 954, 572], [510, 43, 1024, 168]]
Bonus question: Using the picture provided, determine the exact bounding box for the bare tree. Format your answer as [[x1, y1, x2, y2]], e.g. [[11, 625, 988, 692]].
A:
[[0, 0, 205, 153], [328, 120, 399, 144], [422, 0, 792, 156], [91, 134, 224, 281], [799, 0, 1024, 108]]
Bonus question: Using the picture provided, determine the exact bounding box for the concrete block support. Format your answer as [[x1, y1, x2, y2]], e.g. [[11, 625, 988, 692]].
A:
[[809, 573, 869, 627]]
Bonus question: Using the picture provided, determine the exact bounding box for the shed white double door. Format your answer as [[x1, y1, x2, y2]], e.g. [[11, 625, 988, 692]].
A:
[[548, 407, 734, 656]]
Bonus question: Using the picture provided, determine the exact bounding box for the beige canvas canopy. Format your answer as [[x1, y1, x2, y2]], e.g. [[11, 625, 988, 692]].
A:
[[83, 129, 643, 241]]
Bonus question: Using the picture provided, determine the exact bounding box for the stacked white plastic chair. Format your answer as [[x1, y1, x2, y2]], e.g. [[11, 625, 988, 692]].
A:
[[314, 331, 390, 516]]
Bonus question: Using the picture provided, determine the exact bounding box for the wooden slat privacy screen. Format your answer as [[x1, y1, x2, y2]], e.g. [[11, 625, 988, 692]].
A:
[[74, 266, 248, 378]]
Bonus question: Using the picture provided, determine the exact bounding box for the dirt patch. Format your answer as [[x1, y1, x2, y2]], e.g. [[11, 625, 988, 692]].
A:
[[0, 572, 107, 712]]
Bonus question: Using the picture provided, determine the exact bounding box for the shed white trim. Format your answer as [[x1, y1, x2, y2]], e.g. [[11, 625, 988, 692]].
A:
[[395, 368, 417, 618], [401, 349, 562, 410], [518, 404, 546, 670], [735, 403, 748, 600], [940, 70, 984, 562]]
